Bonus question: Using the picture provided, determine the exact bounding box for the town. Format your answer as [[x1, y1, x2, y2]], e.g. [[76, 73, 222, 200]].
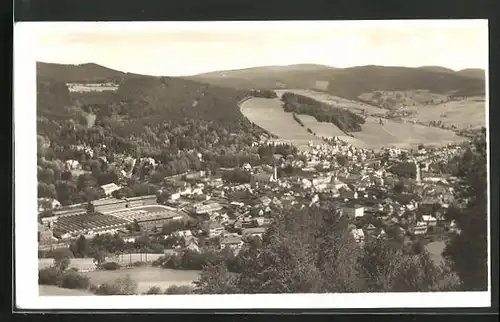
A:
[[38, 135, 465, 271]]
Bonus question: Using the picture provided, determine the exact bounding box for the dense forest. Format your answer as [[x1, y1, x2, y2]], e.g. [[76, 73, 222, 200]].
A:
[[36, 73, 277, 205], [281, 92, 366, 132]]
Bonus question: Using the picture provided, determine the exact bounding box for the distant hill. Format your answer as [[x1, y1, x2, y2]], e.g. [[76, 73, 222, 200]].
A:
[[195, 64, 336, 79], [417, 66, 456, 73], [37, 62, 143, 83], [457, 68, 486, 80], [36, 62, 261, 137], [186, 64, 337, 90], [188, 64, 486, 100]]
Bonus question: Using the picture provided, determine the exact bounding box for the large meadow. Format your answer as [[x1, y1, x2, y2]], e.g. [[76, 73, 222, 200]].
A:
[[241, 93, 465, 150], [239, 97, 323, 149]]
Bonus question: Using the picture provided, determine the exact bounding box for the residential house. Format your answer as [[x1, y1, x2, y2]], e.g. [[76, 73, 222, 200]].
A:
[[351, 228, 365, 243], [412, 222, 428, 235], [202, 221, 225, 237], [331, 177, 347, 190], [343, 205, 364, 218], [421, 215, 438, 227], [365, 223, 377, 234], [38, 198, 62, 212], [101, 183, 122, 197], [65, 159, 81, 170], [242, 227, 267, 239], [374, 227, 387, 239], [339, 186, 358, 199], [220, 235, 244, 251], [184, 236, 200, 252], [251, 172, 275, 186], [260, 196, 272, 206]]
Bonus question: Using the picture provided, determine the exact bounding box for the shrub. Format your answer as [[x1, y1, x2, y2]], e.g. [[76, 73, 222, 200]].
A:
[[144, 286, 162, 295], [38, 267, 60, 285], [89, 283, 98, 293], [59, 270, 91, 289], [131, 261, 147, 267], [94, 274, 138, 295], [100, 262, 121, 270], [164, 285, 194, 295]]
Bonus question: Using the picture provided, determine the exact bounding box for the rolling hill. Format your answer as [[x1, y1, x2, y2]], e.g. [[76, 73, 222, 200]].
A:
[[37, 62, 145, 83], [457, 68, 486, 80], [36, 62, 271, 153], [188, 64, 486, 102]]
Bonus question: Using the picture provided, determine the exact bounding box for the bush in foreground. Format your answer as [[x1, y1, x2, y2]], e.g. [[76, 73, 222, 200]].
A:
[[164, 285, 195, 295], [100, 262, 121, 270], [38, 267, 61, 286], [94, 275, 138, 295], [38, 266, 90, 290], [144, 286, 162, 295], [59, 270, 91, 289]]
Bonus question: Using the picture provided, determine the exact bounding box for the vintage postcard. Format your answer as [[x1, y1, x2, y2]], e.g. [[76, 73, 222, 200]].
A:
[[14, 20, 490, 309]]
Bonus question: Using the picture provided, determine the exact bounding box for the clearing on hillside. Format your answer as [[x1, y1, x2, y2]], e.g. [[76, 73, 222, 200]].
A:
[[276, 89, 384, 116], [240, 97, 322, 149]]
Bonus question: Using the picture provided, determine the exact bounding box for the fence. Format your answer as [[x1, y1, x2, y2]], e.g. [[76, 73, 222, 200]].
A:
[[106, 253, 165, 266]]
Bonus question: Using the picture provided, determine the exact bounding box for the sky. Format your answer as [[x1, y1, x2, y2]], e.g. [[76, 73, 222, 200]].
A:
[[33, 20, 489, 76]]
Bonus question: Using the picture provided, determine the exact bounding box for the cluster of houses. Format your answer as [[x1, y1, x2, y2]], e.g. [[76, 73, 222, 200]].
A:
[[39, 136, 464, 258]]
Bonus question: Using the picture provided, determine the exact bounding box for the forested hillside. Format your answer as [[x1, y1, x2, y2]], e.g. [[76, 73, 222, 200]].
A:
[[36, 64, 275, 205], [281, 92, 366, 133], [189, 64, 486, 101]]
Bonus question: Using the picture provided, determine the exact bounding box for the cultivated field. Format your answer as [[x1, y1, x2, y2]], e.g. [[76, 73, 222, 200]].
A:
[[82, 267, 201, 293], [276, 89, 384, 115], [358, 90, 449, 109], [240, 97, 322, 149], [404, 98, 486, 129], [242, 95, 465, 150]]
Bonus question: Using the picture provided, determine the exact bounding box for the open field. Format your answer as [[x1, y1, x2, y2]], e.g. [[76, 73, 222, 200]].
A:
[[278, 89, 486, 130], [358, 89, 449, 109], [82, 267, 201, 293], [276, 89, 384, 115], [241, 95, 465, 150], [39, 285, 95, 296], [425, 240, 446, 266], [404, 98, 486, 129], [240, 97, 322, 149]]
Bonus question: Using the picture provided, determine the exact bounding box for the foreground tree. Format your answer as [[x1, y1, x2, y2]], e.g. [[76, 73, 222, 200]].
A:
[[443, 130, 488, 291], [195, 202, 461, 294], [52, 248, 73, 271], [194, 262, 239, 294]]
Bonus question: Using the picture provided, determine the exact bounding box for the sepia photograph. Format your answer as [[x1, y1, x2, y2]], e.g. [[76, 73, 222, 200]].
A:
[[14, 20, 490, 309]]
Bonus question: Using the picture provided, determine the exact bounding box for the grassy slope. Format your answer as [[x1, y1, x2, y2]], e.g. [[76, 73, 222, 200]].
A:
[[240, 97, 322, 149], [241, 93, 464, 150]]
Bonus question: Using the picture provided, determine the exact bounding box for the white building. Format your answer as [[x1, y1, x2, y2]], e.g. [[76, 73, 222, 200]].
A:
[[344, 205, 364, 218]]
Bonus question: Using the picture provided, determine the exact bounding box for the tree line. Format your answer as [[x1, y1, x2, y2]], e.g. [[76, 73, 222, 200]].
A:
[[281, 92, 366, 133]]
